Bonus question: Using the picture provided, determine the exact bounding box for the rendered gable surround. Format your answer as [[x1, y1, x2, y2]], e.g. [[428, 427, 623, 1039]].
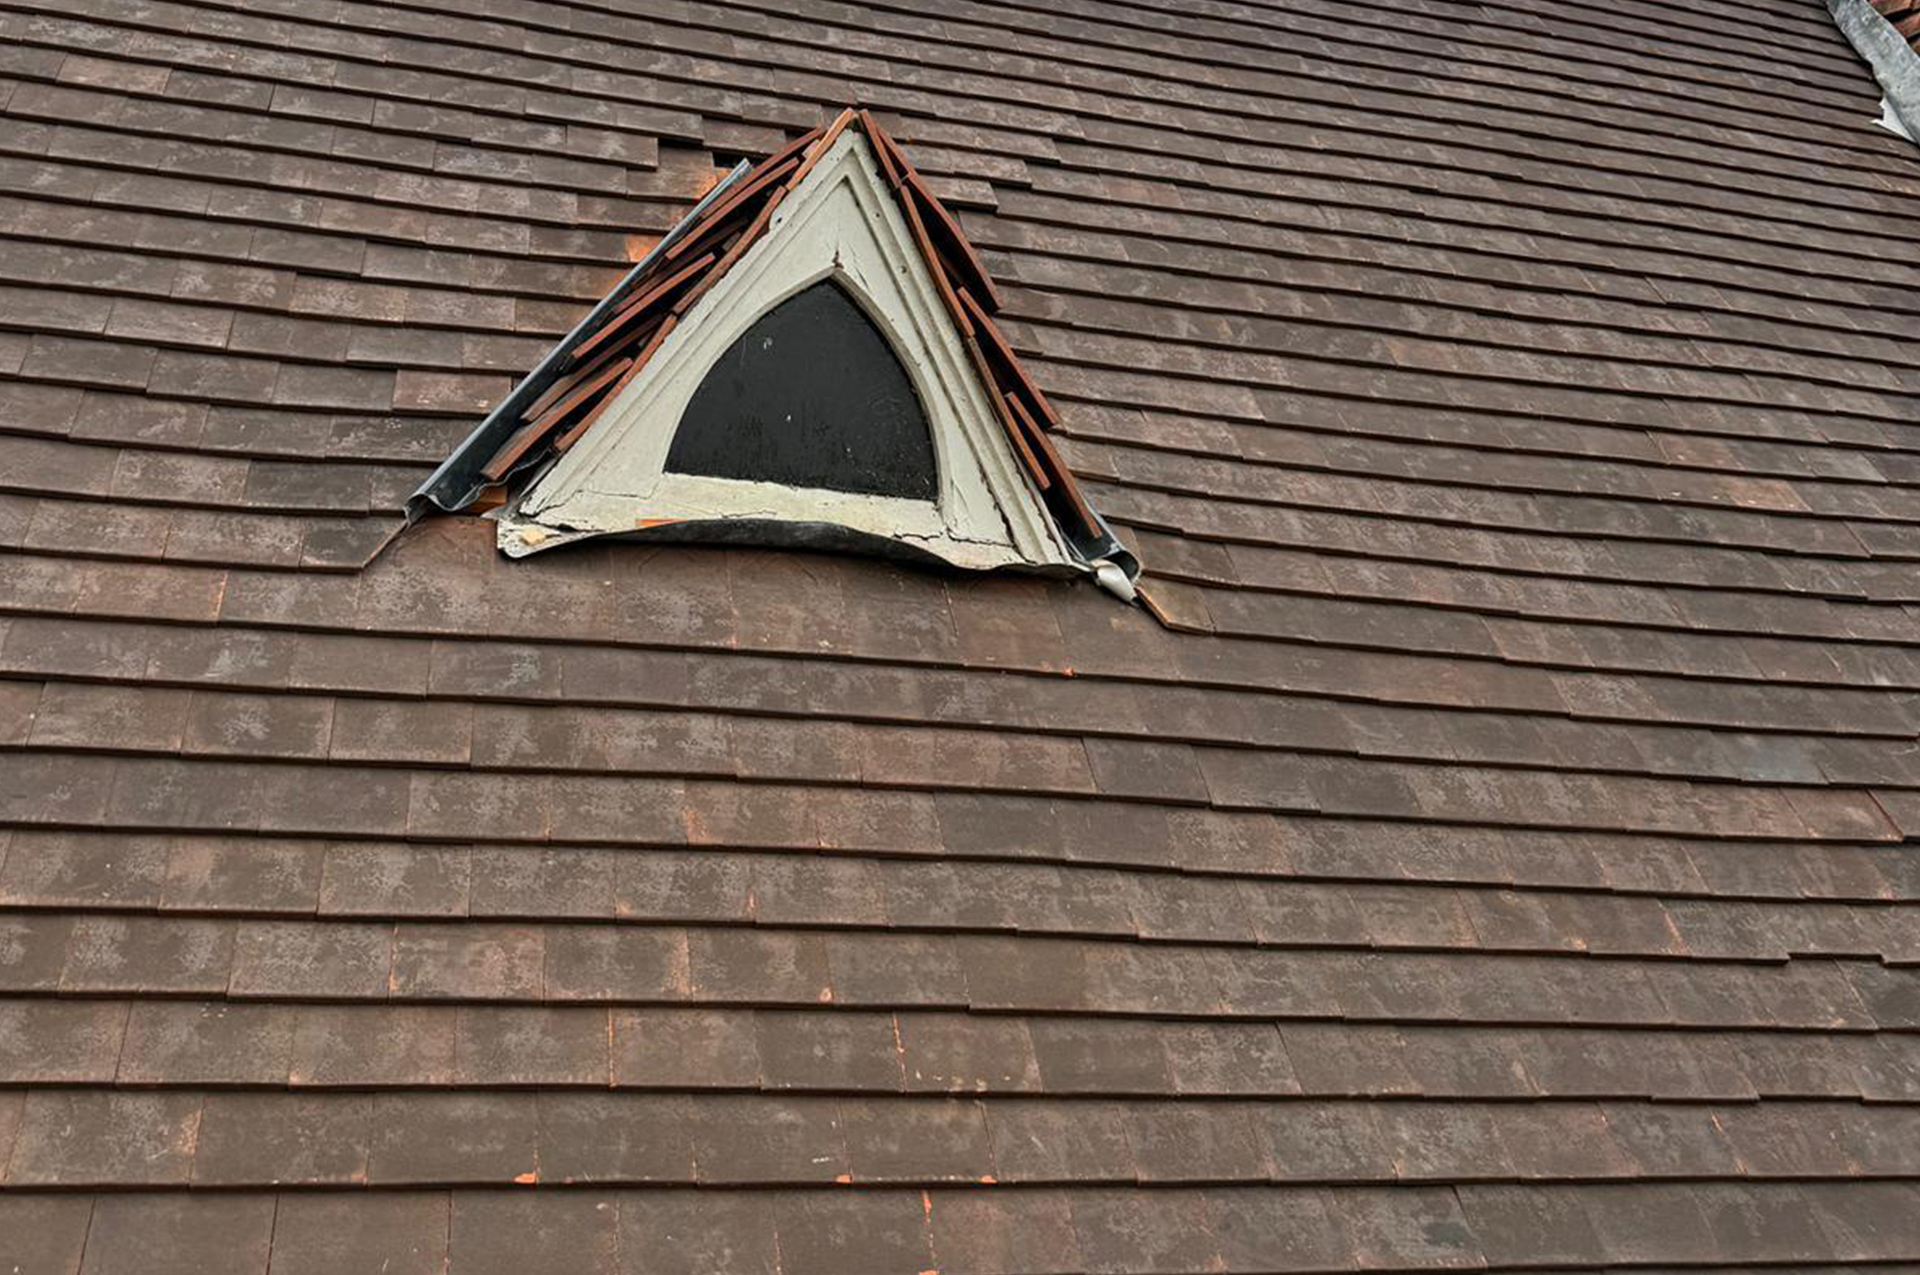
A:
[[496, 130, 1081, 574]]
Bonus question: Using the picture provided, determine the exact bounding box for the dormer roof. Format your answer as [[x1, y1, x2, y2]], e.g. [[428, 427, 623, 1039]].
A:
[[411, 109, 1138, 595]]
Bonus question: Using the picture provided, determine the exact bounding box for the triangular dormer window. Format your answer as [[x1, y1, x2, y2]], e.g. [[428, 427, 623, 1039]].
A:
[[407, 110, 1139, 599]]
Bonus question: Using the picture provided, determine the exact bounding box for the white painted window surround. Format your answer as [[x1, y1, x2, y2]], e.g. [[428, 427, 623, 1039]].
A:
[[496, 130, 1081, 574]]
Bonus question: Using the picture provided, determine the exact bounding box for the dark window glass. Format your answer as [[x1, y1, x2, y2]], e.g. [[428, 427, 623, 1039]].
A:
[[665, 280, 938, 500]]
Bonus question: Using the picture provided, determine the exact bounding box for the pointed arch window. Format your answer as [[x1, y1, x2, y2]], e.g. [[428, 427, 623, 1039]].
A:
[[665, 280, 938, 502]]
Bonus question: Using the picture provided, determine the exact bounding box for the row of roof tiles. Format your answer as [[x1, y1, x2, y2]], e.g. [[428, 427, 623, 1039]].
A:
[[5, 833, 1913, 962], [3, 913, 1911, 1030], [8, 1179, 1916, 1275], [5, 1089, 1918, 1188], [6, 999, 1916, 1099]]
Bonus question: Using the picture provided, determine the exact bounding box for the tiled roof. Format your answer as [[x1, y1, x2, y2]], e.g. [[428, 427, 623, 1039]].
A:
[[1, 0, 1919, 1270]]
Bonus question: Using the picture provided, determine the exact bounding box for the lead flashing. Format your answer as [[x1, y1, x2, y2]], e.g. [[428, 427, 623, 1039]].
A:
[[1829, 0, 1920, 144], [404, 158, 752, 523]]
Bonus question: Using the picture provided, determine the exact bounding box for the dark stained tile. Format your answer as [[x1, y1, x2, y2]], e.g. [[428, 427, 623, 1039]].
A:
[[1695, 1182, 1837, 1264], [986, 1098, 1134, 1183], [0, 830, 171, 909], [1069, 1187, 1222, 1275], [470, 846, 619, 919], [60, 915, 234, 995], [7, 1091, 201, 1186], [771, 1190, 936, 1275], [537, 1094, 697, 1184], [1279, 1023, 1421, 1097], [455, 1005, 608, 1086], [450, 1192, 620, 1275], [544, 926, 685, 1001], [824, 932, 969, 1007], [368, 1093, 539, 1184], [1126, 1099, 1276, 1182], [229, 919, 388, 998], [688, 928, 829, 1004], [1490, 1102, 1632, 1180], [0, 999, 127, 1083], [1204, 1187, 1354, 1273], [690, 1094, 846, 1184], [0, 1195, 93, 1275], [0, 912, 73, 992], [1085, 736, 1213, 804], [102, 757, 264, 830], [162, 836, 325, 912], [1457, 1183, 1608, 1267], [290, 1005, 457, 1087], [118, 1001, 294, 1085], [193, 1092, 373, 1186], [1163, 1021, 1298, 1095], [319, 842, 471, 916], [612, 850, 751, 923], [291, 634, 432, 695], [1029, 1017, 1172, 1093], [614, 1191, 779, 1275], [1580, 1183, 1720, 1264], [1263, 1100, 1396, 1183], [29, 683, 189, 751], [612, 1007, 760, 1088], [754, 1009, 902, 1091], [841, 1096, 995, 1182], [391, 922, 543, 999], [269, 1194, 450, 1275], [79, 1195, 275, 1275], [898, 1012, 1041, 1093], [928, 1187, 1084, 1274], [956, 935, 1095, 1012], [1340, 1184, 1485, 1269]]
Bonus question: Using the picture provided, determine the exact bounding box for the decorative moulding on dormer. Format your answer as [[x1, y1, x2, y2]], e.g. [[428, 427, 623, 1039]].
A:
[[407, 109, 1140, 599]]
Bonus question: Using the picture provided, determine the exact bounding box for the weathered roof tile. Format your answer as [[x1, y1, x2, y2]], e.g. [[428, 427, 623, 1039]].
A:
[[5, 0, 1918, 1263]]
